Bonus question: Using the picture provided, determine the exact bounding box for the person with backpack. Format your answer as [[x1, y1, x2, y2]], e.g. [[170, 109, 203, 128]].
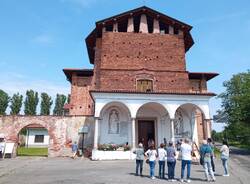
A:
[[200, 140, 216, 182], [145, 144, 158, 179]]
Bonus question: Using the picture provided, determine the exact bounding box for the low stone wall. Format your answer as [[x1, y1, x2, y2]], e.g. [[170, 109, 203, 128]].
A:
[[0, 115, 94, 157]]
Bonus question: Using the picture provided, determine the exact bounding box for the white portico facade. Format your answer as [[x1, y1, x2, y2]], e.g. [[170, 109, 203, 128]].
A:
[[91, 91, 212, 160]]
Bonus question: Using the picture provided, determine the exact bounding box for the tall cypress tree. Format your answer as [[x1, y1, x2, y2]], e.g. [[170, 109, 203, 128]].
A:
[[53, 94, 66, 116], [24, 90, 39, 115], [10, 93, 23, 115], [40, 92, 53, 115], [0, 89, 9, 115]]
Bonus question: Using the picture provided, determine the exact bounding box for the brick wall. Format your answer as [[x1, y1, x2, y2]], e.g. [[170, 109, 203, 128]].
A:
[[69, 74, 93, 116], [0, 116, 94, 157]]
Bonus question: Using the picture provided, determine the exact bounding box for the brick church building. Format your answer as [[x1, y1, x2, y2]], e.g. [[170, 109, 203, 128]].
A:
[[63, 6, 218, 159]]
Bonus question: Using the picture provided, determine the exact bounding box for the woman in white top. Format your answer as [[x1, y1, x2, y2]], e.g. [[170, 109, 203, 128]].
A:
[[220, 140, 230, 176], [145, 144, 158, 179], [158, 143, 167, 179]]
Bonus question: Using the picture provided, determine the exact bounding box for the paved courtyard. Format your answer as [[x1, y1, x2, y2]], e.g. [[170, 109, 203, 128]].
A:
[[0, 155, 250, 184]]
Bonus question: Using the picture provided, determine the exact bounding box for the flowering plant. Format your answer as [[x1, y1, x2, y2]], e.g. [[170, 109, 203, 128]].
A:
[[98, 143, 131, 151]]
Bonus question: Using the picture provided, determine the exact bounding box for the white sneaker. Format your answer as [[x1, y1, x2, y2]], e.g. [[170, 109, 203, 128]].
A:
[[180, 179, 184, 182], [223, 174, 230, 176], [151, 176, 156, 179], [186, 179, 191, 183], [171, 179, 177, 182]]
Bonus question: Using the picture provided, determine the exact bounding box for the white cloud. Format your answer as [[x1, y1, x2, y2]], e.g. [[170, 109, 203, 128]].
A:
[[0, 72, 69, 97], [31, 34, 54, 45]]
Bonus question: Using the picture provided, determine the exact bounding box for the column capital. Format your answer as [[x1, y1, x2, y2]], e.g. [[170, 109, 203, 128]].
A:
[[94, 117, 102, 120], [130, 117, 136, 121]]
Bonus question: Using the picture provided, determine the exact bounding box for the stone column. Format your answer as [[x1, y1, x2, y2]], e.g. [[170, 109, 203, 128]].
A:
[[139, 14, 148, 33], [169, 25, 174, 34], [170, 119, 175, 143], [203, 119, 209, 140], [127, 17, 134, 32], [94, 117, 99, 149], [153, 19, 160, 33], [131, 118, 136, 150], [113, 22, 118, 32]]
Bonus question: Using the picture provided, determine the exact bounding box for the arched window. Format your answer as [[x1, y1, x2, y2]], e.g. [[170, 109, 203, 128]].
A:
[[137, 79, 153, 92]]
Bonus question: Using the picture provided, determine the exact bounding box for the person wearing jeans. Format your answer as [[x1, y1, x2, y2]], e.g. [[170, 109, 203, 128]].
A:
[[166, 141, 176, 181], [158, 143, 167, 179], [134, 143, 144, 176], [207, 138, 215, 172], [220, 140, 230, 176], [145, 144, 157, 179], [200, 140, 216, 182], [180, 138, 192, 183]]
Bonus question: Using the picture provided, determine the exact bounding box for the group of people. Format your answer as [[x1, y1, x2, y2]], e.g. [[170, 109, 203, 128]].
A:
[[134, 138, 230, 182]]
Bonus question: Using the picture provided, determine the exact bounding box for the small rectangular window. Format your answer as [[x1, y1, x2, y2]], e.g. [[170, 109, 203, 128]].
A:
[[34, 135, 44, 143], [137, 79, 153, 92]]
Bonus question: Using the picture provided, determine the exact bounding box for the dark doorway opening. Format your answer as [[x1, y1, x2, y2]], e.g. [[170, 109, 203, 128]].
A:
[[138, 120, 155, 150]]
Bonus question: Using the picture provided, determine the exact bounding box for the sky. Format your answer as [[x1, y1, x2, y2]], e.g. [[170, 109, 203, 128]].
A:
[[0, 0, 249, 131]]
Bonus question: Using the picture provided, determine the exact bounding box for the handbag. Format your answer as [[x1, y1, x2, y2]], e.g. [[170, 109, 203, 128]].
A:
[[146, 158, 149, 164]]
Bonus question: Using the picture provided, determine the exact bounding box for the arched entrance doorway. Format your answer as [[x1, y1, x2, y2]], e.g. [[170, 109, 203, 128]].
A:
[[17, 124, 49, 156], [136, 102, 169, 150]]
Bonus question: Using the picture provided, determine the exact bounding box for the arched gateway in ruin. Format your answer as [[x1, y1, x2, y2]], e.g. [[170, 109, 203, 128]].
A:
[[0, 6, 218, 159]]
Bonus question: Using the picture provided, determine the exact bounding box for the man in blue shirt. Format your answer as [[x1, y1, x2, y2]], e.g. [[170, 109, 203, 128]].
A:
[[71, 141, 78, 159]]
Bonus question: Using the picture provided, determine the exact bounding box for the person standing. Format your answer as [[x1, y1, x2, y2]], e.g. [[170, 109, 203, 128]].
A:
[[134, 143, 144, 176], [220, 140, 230, 176], [180, 138, 192, 183], [207, 138, 215, 172], [200, 140, 216, 182], [166, 141, 176, 181], [158, 143, 167, 179], [145, 144, 158, 179], [71, 141, 78, 159]]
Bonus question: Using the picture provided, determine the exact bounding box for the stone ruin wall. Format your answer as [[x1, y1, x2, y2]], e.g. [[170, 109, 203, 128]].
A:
[[0, 115, 94, 157]]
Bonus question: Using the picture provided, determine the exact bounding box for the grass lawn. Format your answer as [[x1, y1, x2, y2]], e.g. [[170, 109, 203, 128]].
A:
[[17, 147, 48, 156]]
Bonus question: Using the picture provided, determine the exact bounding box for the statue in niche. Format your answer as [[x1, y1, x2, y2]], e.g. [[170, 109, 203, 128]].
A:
[[108, 109, 119, 134], [174, 110, 184, 135]]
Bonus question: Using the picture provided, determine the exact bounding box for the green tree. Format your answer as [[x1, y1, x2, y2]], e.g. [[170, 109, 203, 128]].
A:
[[218, 70, 250, 144], [53, 94, 66, 116], [67, 94, 71, 104], [0, 89, 9, 115], [40, 93, 53, 115], [24, 90, 39, 115], [10, 93, 23, 115]]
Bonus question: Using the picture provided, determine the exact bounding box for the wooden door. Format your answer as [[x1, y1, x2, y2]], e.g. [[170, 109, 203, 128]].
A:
[[138, 120, 155, 150]]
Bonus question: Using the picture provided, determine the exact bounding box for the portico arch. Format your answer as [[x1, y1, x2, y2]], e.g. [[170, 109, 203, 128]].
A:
[[97, 101, 132, 146], [173, 103, 210, 144], [135, 102, 170, 149]]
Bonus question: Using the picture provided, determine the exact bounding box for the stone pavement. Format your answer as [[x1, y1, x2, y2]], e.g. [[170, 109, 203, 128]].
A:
[[0, 156, 249, 184]]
